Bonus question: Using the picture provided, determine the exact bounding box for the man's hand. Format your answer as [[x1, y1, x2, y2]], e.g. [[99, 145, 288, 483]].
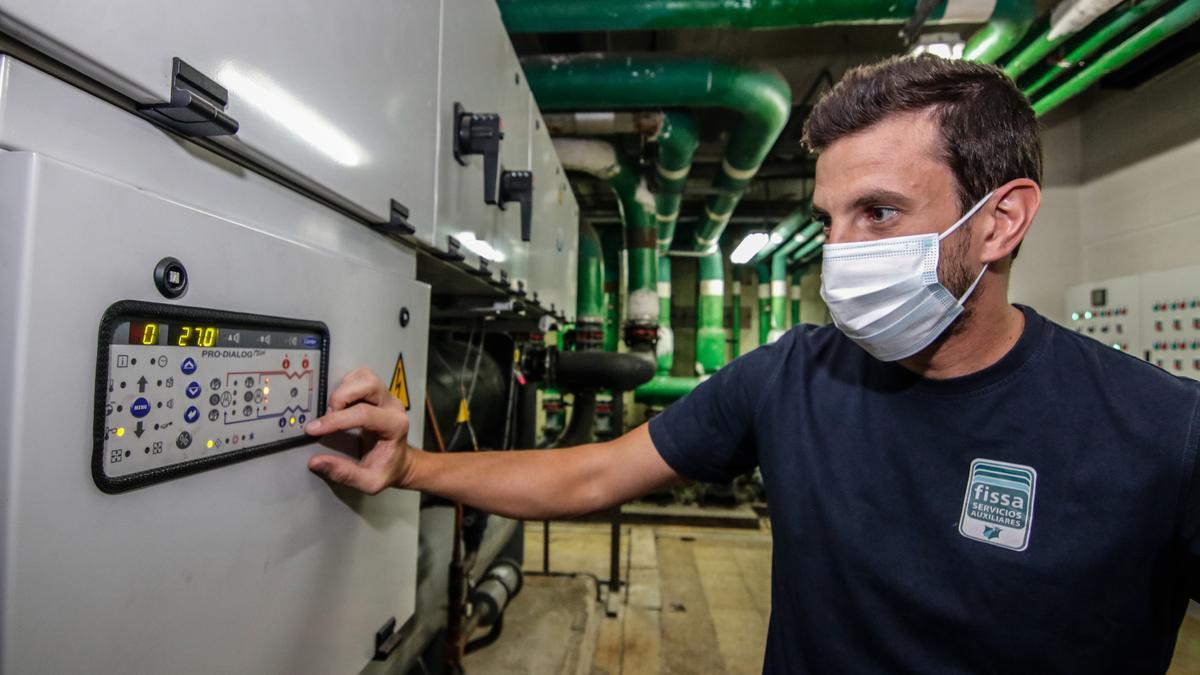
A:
[[304, 367, 412, 494]]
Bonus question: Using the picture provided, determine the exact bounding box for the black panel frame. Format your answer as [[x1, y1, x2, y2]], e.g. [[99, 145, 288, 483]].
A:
[[93, 299, 330, 494]]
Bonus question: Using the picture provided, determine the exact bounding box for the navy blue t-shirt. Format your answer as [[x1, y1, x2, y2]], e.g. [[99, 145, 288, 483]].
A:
[[649, 305, 1200, 673]]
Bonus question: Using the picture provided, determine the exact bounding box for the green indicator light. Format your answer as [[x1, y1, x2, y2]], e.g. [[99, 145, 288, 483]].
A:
[[1071, 312, 1080, 321]]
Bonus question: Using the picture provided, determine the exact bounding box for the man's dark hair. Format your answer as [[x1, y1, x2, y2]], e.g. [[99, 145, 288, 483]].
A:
[[803, 54, 1042, 220]]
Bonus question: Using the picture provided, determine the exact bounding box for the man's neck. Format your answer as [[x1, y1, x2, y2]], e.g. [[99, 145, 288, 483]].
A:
[[898, 279, 1025, 380]]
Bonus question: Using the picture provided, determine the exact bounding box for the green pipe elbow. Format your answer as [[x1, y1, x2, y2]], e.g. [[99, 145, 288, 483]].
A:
[[634, 374, 703, 406], [577, 223, 606, 322], [654, 112, 699, 253], [963, 0, 1037, 64]]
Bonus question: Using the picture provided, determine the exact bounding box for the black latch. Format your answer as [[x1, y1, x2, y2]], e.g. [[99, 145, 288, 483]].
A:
[[454, 103, 504, 204], [140, 58, 239, 137], [437, 235, 466, 262], [470, 257, 493, 278], [374, 199, 415, 238], [499, 170, 534, 242], [514, 279, 527, 298], [373, 616, 414, 661]]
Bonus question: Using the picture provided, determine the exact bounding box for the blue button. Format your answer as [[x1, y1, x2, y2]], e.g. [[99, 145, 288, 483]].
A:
[[131, 397, 151, 418], [184, 406, 200, 424], [185, 381, 202, 399], [181, 357, 197, 375], [278, 417, 287, 428], [303, 336, 319, 348]]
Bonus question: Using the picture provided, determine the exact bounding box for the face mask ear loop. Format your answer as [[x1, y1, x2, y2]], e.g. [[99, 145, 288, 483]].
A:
[[937, 191, 996, 242], [957, 263, 989, 307]]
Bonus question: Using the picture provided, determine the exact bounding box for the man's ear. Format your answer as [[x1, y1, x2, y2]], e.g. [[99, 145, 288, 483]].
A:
[[980, 178, 1040, 266]]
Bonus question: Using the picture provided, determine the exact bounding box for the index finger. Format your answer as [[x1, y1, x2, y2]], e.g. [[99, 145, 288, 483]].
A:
[[329, 367, 388, 412]]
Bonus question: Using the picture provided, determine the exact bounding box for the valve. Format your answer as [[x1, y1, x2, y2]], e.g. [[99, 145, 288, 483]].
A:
[[499, 170, 533, 242], [453, 102, 504, 204]]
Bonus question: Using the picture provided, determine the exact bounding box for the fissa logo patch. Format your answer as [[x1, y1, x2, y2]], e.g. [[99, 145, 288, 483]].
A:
[[958, 458, 1037, 551]]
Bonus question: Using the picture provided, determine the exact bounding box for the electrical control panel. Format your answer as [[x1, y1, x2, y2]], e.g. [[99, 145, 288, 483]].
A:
[[1064, 265, 1200, 380], [1140, 266, 1200, 377], [96, 301, 328, 492], [1064, 274, 1141, 356]]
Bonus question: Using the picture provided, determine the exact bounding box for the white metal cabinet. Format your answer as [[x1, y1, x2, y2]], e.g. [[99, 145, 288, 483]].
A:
[[528, 103, 579, 320], [0, 0, 442, 235], [435, 0, 530, 278]]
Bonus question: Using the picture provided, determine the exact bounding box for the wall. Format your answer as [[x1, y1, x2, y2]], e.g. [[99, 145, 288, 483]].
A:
[[1010, 55, 1200, 322]]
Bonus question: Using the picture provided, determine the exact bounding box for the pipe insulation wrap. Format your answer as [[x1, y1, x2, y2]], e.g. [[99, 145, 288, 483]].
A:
[[1048, 0, 1123, 40], [758, 284, 770, 299], [627, 288, 660, 324], [771, 280, 788, 297], [552, 138, 620, 178], [700, 280, 726, 296], [658, 282, 672, 297]]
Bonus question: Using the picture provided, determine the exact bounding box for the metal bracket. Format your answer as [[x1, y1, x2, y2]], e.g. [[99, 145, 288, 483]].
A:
[[372, 616, 414, 661], [437, 235, 466, 262], [140, 58, 239, 137], [374, 199, 415, 238]]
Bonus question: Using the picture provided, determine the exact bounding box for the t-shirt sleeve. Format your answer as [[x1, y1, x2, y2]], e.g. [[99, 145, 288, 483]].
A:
[[648, 332, 792, 484], [1180, 393, 1200, 600]]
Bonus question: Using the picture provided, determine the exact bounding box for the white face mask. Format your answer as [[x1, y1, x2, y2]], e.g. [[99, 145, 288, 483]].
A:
[[819, 191, 994, 362]]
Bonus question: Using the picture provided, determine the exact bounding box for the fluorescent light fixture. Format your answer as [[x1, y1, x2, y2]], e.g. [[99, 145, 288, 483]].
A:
[[910, 32, 965, 60], [455, 232, 506, 263], [216, 64, 366, 167], [730, 232, 770, 264]]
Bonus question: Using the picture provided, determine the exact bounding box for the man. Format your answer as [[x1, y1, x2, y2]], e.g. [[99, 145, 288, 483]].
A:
[[305, 55, 1200, 672]]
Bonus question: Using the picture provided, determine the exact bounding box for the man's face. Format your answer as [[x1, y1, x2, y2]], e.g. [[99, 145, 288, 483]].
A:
[[811, 110, 979, 298]]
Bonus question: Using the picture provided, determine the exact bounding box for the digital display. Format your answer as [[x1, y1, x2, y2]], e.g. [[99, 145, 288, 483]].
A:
[[129, 322, 162, 345], [171, 324, 220, 347]]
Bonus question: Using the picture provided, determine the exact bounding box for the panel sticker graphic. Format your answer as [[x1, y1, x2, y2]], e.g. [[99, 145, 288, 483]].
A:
[[958, 458, 1037, 551], [389, 353, 410, 410]]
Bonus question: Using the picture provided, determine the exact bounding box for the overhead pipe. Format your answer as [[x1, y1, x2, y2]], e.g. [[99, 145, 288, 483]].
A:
[[787, 233, 827, 264], [1032, 0, 1200, 116], [554, 139, 658, 332], [696, 250, 728, 374], [1003, 0, 1128, 79], [657, 256, 674, 374], [542, 111, 663, 136], [746, 205, 811, 266], [653, 112, 700, 253], [1047, 0, 1126, 41], [500, 0, 999, 33], [525, 55, 792, 251], [961, 0, 1037, 63], [1021, 0, 1175, 99]]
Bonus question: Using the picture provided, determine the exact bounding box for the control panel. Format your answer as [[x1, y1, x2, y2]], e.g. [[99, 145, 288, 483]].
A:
[[94, 300, 328, 493], [1064, 274, 1141, 356], [1141, 266, 1200, 378]]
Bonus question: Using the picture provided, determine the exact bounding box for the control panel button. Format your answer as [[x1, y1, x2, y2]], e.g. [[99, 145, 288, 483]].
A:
[[131, 397, 151, 418], [186, 381, 202, 399], [184, 406, 200, 424], [209, 393, 220, 406], [176, 431, 192, 449], [208, 409, 220, 422], [181, 357, 197, 375]]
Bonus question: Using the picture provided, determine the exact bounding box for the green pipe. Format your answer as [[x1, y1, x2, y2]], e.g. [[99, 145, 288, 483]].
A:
[[577, 222, 605, 323], [595, 148, 658, 326], [657, 256, 674, 374], [1001, 14, 1065, 79], [755, 262, 771, 346], [788, 233, 827, 264], [767, 249, 788, 343], [772, 219, 822, 263], [524, 55, 791, 251], [747, 205, 810, 265], [600, 226, 623, 352], [1022, 0, 1175, 100], [696, 250, 727, 374], [654, 112, 699, 254], [790, 267, 803, 327], [501, 0, 1000, 33], [634, 374, 702, 406], [731, 276, 742, 358], [1033, 1, 1200, 116], [962, 0, 1037, 64]]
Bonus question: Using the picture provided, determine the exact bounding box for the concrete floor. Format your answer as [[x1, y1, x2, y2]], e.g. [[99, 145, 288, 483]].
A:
[[462, 519, 1200, 674]]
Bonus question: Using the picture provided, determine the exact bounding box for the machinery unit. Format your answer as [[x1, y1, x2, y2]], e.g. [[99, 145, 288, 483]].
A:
[[0, 0, 575, 669], [1064, 274, 1142, 356]]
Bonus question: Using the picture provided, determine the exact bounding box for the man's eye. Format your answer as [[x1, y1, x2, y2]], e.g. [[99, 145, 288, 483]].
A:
[[868, 207, 899, 223]]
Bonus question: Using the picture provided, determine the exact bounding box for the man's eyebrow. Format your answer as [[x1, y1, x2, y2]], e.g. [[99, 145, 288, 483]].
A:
[[850, 189, 912, 209]]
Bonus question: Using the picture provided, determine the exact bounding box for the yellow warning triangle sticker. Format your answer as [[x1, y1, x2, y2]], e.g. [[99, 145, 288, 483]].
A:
[[389, 353, 411, 410], [456, 398, 471, 423]]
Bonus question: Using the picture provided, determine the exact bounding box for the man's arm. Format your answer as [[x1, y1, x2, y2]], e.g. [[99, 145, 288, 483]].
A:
[[303, 368, 683, 519]]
